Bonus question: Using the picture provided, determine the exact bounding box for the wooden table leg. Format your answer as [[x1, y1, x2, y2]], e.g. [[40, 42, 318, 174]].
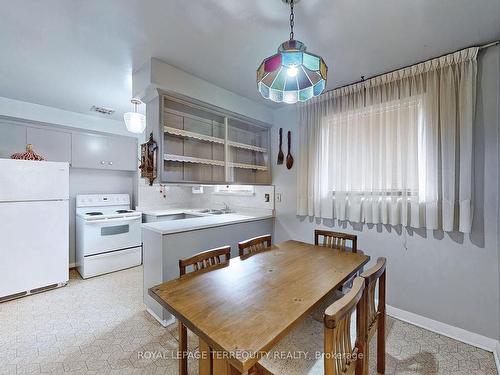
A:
[[212, 353, 242, 375], [253, 363, 274, 375], [178, 321, 188, 375], [199, 338, 212, 375]]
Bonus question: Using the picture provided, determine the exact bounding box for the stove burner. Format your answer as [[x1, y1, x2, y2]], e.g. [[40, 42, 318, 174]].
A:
[[86, 212, 103, 216], [116, 210, 133, 214]]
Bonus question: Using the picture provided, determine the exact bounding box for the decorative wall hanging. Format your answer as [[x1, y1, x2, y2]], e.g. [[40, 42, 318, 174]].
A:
[[277, 128, 284, 164], [257, 0, 328, 104], [139, 133, 158, 185], [11, 144, 45, 161], [286, 130, 294, 169]]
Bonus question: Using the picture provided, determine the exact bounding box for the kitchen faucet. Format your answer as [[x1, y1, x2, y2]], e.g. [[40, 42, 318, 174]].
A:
[[216, 201, 230, 212]]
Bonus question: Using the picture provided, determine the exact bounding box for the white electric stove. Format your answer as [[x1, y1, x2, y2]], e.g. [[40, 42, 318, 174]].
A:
[[75, 194, 142, 279]]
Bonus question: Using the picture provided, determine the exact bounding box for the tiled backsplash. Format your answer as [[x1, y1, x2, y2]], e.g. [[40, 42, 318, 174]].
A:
[[137, 179, 274, 211], [201, 185, 275, 210], [137, 180, 195, 209]]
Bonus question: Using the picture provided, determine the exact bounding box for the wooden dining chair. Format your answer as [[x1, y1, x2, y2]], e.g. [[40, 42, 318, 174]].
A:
[[360, 257, 387, 375], [324, 276, 367, 375], [255, 277, 367, 375], [238, 234, 272, 258], [179, 246, 231, 277], [312, 230, 359, 322], [315, 229, 358, 252], [177, 246, 231, 375]]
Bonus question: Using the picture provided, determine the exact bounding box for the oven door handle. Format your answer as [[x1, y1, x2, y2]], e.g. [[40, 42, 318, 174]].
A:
[[85, 216, 141, 225]]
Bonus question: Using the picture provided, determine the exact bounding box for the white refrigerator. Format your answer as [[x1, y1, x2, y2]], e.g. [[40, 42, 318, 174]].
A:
[[0, 159, 69, 301]]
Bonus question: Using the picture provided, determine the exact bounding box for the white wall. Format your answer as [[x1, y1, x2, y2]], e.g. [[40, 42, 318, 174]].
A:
[[497, 45, 500, 345], [271, 46, 500, 341]]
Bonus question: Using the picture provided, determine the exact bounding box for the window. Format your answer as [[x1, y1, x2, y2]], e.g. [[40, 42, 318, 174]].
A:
[[320, 96, 422, 199], [213, 185, 255, 196]]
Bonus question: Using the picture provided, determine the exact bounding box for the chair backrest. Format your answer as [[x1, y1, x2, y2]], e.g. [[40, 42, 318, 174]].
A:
[[238, 234, 272, 258], [179, 246, 231, 277], [324, 277, 366, 375], [314, 230, 357, 252], [360, 257, 386, 340]]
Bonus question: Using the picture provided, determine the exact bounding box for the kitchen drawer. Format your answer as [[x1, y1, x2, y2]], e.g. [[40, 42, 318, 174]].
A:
[[80, 246, 142, 279]]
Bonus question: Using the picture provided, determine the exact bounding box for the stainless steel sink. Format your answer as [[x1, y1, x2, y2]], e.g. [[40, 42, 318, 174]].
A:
[[196, 208, 235, 215]]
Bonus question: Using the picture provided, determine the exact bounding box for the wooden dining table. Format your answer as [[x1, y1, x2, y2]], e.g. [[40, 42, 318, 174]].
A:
[[149, 240, 370, 375]]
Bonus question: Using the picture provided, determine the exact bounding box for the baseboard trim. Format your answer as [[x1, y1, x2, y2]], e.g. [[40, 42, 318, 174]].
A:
[[494, 342, 500, 374], [386, 305, 498, 353], [146, 307, 175, 327], [69, 263, 76, 269]]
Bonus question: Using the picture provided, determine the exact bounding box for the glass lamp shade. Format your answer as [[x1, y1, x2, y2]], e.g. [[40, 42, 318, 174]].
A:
[[123, 112, 146, 133], [257, 40, 327, 104]]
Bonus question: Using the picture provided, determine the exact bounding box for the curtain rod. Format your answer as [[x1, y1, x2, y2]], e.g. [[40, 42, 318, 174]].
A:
[[329, 40, 499, 93]]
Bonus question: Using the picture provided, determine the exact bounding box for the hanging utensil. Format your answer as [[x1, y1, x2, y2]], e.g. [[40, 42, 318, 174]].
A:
[[286, 130, 294, 170], [277, 128, 284, 165]]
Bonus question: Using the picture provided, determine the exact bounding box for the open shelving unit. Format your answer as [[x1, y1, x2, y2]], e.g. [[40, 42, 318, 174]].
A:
[[163, 154, 268, 171], [160, 94, 271, 184], [164, 126, 268, 154]]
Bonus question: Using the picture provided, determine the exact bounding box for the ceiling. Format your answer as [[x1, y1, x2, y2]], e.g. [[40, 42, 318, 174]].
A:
[[0, 0, 499, 121]]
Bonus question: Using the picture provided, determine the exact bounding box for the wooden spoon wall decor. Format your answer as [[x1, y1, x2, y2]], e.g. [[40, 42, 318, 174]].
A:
[[286, 130, 294, 169], [277, 128, 284, 165]]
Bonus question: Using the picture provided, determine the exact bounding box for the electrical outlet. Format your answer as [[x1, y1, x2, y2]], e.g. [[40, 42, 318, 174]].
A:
[[276, 193, 282, 202]]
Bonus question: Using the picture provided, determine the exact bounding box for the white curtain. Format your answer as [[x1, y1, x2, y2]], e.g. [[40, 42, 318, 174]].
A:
[[297, 47, 478, 233]]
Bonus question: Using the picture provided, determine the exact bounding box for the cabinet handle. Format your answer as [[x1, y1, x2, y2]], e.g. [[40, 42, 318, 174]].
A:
[[108, 161, 113, 165], [100, 161, 106, 165]]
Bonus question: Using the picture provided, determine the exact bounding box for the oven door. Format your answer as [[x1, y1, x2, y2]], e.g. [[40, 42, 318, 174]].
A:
[[81, 216, 142, 256]]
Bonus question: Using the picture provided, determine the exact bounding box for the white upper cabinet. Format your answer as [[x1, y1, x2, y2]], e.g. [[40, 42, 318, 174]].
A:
[[106, 137, 138, 171], [0, 122, 26, 158], [72, 133, 137, 171], [1, 120, 138, 172], [27, 127, 71, 163]]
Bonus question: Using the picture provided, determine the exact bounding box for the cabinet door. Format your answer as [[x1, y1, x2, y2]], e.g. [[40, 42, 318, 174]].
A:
[[27, 127, 71, 163], [0, 122, 26, 158], [71, 133, 109, 169], [106, 137, 137, 171]]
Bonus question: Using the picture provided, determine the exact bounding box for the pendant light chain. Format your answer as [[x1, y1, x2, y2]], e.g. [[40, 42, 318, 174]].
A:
[[289, 0, 294, 40]]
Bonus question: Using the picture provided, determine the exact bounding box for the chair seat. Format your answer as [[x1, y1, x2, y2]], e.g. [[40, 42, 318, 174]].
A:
[[258, 315, 357, 375]]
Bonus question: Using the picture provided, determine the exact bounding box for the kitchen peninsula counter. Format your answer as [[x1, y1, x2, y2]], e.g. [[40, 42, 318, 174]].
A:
[[141, 209, 274, 326]]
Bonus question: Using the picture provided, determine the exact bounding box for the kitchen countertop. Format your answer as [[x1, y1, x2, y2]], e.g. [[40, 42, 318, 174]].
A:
[[140, 208, 207, 217], [141, 210, 274, 235]]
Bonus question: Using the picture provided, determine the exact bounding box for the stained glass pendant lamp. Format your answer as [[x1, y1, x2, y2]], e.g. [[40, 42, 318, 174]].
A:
[[257, 0, 328, 104]]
